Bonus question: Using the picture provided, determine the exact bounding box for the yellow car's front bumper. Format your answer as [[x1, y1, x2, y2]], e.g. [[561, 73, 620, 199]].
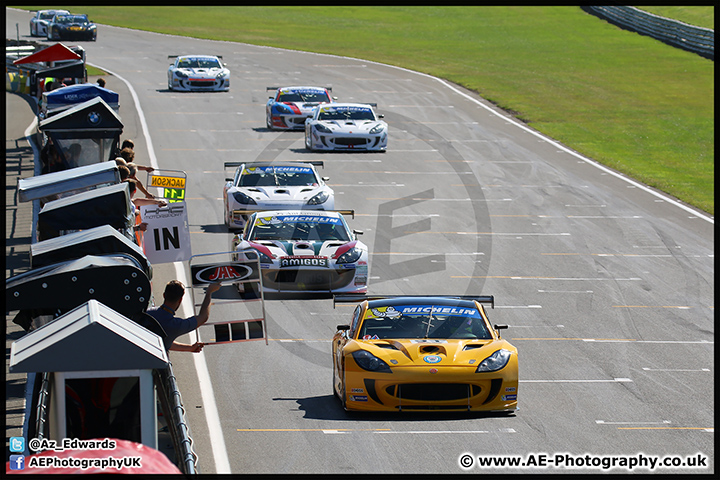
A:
[[342, 363, 518, 412]]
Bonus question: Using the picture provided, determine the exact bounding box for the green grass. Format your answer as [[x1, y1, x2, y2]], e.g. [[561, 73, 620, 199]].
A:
[[638, 6, 714, 30], [20, 6, 713, 214]]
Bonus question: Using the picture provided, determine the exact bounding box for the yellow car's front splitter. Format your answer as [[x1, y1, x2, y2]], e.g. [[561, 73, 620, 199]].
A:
[[343, 366, 518, 412]]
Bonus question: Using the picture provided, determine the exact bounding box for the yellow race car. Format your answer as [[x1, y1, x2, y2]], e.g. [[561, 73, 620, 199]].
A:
[[332, 295, 518, 413]]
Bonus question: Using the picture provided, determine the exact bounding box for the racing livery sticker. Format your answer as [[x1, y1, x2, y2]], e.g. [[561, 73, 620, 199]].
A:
[[364, 304, 481, 319], [256, 215, 341, 226], [244, 166, 313, 175], [365, 306, 402, 319], [279, 256, 328, 268]]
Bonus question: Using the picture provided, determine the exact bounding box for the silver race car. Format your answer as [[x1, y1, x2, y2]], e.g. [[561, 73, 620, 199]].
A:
[[30, 9, 69, 37], [305, 103, 388, 152], [223, 162, 335, 230], [233, 210, 368, 294], [266, 86, 335, 130], [167, 55, 230, 92]]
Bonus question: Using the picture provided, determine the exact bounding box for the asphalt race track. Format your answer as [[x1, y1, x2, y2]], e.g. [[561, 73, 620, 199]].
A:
[[6, 8, 714, 474]]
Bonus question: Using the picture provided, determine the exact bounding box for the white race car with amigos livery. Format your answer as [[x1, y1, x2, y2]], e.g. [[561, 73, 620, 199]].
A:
[[305, 103, 388, 152], [167, 55, 230, 92], [223, 162, 335, 230], [233, 210, 368, 294]]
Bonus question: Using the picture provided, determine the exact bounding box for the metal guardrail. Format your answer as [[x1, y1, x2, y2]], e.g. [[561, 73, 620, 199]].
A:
[[154, 364, 199, 475], [585, 6, 714, 60]]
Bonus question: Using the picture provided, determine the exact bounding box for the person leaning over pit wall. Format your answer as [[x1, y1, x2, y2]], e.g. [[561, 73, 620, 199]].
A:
[[146, 280, 222, 353]]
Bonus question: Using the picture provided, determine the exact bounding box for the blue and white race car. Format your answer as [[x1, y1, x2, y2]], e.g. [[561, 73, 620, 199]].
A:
[[233, 210, 368, 294], [167, 55, 230, 92], [266, 86, 335, 130], [223, 162, 335, 230], [30, 9, 69, 37], [305, 103, 388, 152]]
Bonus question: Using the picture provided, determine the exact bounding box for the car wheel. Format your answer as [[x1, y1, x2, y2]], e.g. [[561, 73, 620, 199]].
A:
[[305, 132, 313, 151], [266, 114, 273, 130]]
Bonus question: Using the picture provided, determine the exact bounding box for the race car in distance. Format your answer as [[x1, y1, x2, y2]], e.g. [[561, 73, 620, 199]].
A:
[[223, 161, 335, 230], [331, 295, 518, 413], [233, 210, 368, 294], [167, 55, 230, 92], [266, 86, 335, 130], [305, 103, 388, 152], [46, 13, 96, 41], [30, 9, 69, 37]]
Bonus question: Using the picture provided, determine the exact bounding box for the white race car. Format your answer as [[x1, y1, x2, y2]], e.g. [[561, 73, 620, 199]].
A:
[[30, 9, 69, 37], [266, 86, 335, 130], [223, 162, 335, 230], [305, 103, 388, 152], [233, 210, 368, 294], [167, 55, 230, 92]]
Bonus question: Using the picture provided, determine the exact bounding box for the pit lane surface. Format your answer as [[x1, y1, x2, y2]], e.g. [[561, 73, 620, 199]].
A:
[[6, 9, 713, 474]]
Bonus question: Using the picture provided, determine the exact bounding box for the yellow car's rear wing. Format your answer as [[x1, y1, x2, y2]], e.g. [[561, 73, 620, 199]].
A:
[[333, 294, 495, 309]]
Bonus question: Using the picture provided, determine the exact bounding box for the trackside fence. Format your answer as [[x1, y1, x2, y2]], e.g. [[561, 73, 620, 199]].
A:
[[584, 6, 714, 60]]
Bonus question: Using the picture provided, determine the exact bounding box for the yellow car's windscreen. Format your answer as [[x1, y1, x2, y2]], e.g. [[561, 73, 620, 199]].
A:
[[360, 304, 490, 340]]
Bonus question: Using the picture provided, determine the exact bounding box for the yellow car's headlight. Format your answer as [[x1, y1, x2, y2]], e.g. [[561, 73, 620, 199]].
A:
[[476, 349, 512, 373], [352, 350, 392, 373]]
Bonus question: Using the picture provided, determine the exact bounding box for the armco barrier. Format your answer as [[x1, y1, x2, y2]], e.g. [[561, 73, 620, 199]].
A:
[[584, 6, 714, 60]]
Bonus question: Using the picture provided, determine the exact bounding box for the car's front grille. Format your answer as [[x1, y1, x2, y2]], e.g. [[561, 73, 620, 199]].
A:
[[263, 268, 355, 291], [334, 137, 369, 146], [386, 383, 482, 402], [189, 81, 216, 88]]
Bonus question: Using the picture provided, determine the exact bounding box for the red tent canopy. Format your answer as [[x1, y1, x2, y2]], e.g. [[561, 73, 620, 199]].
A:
[[13, 43, 81, 65]]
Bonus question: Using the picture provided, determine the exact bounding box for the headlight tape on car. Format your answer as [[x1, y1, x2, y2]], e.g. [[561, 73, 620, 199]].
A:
[[315, 123, 333, 134], [352, 350, 392, 373], [475, 349, 512, 373], [306, 191, 329, 205], [233, 191, 257, 205]]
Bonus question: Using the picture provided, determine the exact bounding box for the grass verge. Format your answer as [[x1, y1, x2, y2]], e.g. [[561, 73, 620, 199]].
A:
[[19, 6, 713, 214]]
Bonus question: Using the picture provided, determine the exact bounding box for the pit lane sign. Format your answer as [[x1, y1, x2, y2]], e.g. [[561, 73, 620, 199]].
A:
[[140, 202, 192, 264], [190, 261, 260, 286], [147, 170, 187, 203]]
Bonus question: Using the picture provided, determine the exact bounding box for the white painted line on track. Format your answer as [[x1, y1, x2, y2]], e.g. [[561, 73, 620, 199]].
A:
[[94, 63, 232, 475], [374, 430, 492, 434], [642, 367, 711, 372], [596, 420, 671, 425], [521, 378, 632, 383]]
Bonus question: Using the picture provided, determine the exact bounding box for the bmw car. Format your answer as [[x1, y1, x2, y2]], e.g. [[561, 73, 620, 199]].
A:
[[266, 86, 335, 130], [167, 55, 230, 92], [305, 103, 388, 151], [30, 9, 69, 37], [331, 295, 518, 413], [223, 161, 335, 230], [46, 13, 96, 41], [232, 210, 368, 294]]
